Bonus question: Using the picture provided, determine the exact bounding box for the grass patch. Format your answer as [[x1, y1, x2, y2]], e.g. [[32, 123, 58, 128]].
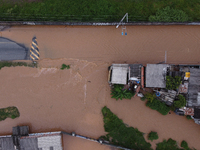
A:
[[0, 61, 37, 70], [148, 131, 158, 141], [60, 64, 70, 70], [0, 0, 200, 22], [111, 84, 135, 100], [0, 106, 20, 121], [100, 106, 152, 150]]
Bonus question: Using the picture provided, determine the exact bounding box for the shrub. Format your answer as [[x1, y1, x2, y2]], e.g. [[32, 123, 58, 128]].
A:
[[145, 93, 156, 103], [173, 95, 186, 108], [0, 107, 20, 121], [156, 138, 179, 150], [148, 131, 158, 141], [111, 84, 135, 100], [186, 115, 192, 120], [0, 61, 36, 70], [181, 140, 189, 149], [166, 76, 181, 90], [100, 106, 152, 150], [149, 6, 189, 22], [60, 64, 70, 70], [146, 98, 170, 115], [140, 96, 146, 101]]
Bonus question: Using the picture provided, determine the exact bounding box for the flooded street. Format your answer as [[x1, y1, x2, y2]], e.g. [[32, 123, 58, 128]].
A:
[[0, 25, 200, 149]]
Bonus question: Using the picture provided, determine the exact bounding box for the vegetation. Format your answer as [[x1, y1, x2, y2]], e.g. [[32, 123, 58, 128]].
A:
[[144, 93, 156, 103], [181, 141, 189, 149], [111, 84, 135, 100], [166, 76, 181, 90], [0, 106, 20, 121], [0, 61, 37, 70], [148, 131, 158, 141], [1, 0, 200, 22], [140, 96, 146, 101], [60, 64, 70, 70], [100, 106, 152, 150], [146, 98, 170, 115], [156, 138, 194, 150], [149, 6, 189, 22], [173, 94, 186, 108], [156, 138, 180, 150], [186, 115, 192, 120]]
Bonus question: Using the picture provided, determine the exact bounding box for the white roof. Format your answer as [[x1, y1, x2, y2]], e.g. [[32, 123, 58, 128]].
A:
[[111, 66, 128, 85]]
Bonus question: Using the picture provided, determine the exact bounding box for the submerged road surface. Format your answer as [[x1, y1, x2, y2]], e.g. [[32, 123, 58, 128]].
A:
[[0, 26, 200, 150], [0, 37, 28, 60], [1, 25, 200, 64]]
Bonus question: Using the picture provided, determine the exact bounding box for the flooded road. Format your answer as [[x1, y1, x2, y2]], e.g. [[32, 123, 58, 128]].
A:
[[0, 26, 200, 149]]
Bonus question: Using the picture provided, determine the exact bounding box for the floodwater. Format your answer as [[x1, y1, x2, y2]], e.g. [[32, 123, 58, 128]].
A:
[[0, 26, 200, 149]]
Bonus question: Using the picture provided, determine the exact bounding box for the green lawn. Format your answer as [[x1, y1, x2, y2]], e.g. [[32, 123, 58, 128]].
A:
[[0, 0, 200, 22]]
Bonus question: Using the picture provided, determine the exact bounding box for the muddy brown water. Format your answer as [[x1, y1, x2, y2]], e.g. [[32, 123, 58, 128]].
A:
[[0, 26, 200, 149]]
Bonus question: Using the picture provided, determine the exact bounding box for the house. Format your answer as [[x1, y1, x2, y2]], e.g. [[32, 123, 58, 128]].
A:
[[145, 64, 169, 88], [0, 126, 63, 150], [108, 64, 143, 86]]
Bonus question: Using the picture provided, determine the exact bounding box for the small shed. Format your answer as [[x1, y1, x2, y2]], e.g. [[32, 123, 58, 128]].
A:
[[111, 64, 128, 85], [146, 64, 169, 88]]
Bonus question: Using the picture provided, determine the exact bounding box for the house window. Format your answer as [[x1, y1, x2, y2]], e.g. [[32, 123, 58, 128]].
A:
[[50, 147, 54, 150]]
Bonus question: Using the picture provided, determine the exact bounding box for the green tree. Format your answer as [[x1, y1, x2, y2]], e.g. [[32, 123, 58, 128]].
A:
[[149, 6, 189, 22], [100, 106, 152, 150], [166, 76, 181, 90], [111, 84, 135, 100], [146, 98, 170, 115], [148, 131, 159, 141], [173, 95, 186, 108]]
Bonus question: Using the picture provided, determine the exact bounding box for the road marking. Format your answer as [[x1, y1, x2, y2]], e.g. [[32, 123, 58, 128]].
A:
[[30, 50, 39, 59]]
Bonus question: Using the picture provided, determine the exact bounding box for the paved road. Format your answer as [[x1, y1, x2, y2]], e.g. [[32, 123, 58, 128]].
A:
[[0, 37, 28, 60]]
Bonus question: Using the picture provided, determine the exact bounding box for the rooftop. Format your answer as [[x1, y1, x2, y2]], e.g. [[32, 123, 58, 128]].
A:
[[0, 126, 63, 150], [146, 64, 169, 88], [187, 68, 200, 107], [111, 64, 128, 85]]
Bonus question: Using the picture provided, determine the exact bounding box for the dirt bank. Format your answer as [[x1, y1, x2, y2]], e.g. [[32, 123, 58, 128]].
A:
[[0, 26, 200, 149]]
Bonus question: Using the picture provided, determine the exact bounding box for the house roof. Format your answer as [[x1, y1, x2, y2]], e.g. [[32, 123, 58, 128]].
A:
[[146, 64, 169, 88], [129, 64, 142, 80], [0, 126, 63, 150], [111, 64, 128, 85], [194, 107, 200, 119], [187, 68, 200, 107]]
